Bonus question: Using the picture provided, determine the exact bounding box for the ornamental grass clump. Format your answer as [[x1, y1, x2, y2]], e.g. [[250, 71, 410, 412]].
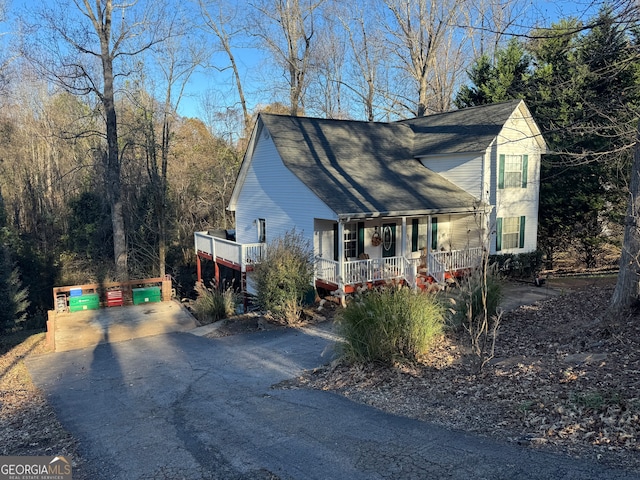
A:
[[337, 286, 445, 364], [193, 282, 237, 324]]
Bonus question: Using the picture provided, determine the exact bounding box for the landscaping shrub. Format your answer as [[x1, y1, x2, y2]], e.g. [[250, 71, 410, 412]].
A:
[[448, 267, 503, 331], [337, 286, 445, 364], [448, 263, 503, 370], [0, 246, 30, 334], [192, 282, 237, 324], [253, 229, 314, 325], [489, 250, 543, 279]]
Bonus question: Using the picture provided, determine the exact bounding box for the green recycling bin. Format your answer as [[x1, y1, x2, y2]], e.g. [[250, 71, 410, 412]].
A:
[[69, 293, 100, 312], [132, 287, 161, 305]]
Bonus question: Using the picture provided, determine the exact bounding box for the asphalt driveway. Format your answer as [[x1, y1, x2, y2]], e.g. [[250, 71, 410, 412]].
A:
[[26, 324, 639, 480]]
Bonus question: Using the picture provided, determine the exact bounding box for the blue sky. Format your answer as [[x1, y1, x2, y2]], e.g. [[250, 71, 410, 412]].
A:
[[4, 0, 608, 124], [175, 0, 607, 121]]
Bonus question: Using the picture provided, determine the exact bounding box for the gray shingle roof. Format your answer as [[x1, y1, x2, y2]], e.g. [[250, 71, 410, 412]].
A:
[[259, 100, 522, 217], [401, 99, 522, 156]]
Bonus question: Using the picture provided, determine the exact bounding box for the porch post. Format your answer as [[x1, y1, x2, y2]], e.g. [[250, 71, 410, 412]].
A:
[[401, 217, 407, 257], [426, 215, 433, 273], [196, 254, 202, 283], [337, 221, 345, 286], [427, 216, 432, 257]]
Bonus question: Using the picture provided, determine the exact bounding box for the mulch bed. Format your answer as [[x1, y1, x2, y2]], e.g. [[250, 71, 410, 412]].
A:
[[288, 283, 640, 473]]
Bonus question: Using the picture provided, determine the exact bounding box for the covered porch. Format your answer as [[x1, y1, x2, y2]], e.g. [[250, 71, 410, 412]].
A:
[[314, 212, 485, 293], [195, 211, 486, 295]]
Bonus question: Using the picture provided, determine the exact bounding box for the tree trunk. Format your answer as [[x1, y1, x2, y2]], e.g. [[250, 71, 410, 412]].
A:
[[100, 3, 128, 280], [610, 120, 640, 311], [111, 199, 128, 279]]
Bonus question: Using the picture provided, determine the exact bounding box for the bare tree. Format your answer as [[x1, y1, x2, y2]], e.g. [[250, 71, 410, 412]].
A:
[[143, 25, 204, 277], [466, 0, 532, 60], [0, 64, 104, 265], [252, 0, 327, 116], [611, 122, 640, 311], [383, 0, 472, 116], [307, 9, 348, 118], [199, 0, 252, 132], [23, 0, 172, 279], [337, 1, 388, 121]]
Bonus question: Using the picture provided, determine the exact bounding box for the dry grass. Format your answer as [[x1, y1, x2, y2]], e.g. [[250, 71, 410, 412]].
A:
[[0, 331, 88, 478]]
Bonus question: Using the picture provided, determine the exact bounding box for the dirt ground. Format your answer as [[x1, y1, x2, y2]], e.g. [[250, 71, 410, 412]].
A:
[[292, 276, 640, 474]]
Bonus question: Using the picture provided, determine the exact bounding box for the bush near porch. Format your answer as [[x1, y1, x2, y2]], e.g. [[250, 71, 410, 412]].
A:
[[253, 230, 315, 325], [489, 250, 544, 280], [337, 286, 445, 364]]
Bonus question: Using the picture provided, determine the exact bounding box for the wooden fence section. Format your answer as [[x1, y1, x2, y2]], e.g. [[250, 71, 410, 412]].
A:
[[52, 276, 172, 309]]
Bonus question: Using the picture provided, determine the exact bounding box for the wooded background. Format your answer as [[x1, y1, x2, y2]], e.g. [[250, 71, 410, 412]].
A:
[[0, 0, 638, 329]]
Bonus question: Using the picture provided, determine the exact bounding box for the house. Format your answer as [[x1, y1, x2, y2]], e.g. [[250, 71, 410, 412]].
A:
[[194, 99, 547, 296]]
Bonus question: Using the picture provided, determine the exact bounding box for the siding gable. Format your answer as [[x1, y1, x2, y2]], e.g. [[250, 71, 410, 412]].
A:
[[419, 153, 483, 198], [234, 130, 336, 245], [490, 103, 543, 254]]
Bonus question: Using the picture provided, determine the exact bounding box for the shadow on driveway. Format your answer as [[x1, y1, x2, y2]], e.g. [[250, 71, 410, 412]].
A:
[[26, 324, 639, 480]]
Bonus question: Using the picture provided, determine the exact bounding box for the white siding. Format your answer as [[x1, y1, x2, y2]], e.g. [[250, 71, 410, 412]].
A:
[[432, 216, 449, 250], [433, 214, 483, 251], [315, 219, 335, 260], [235, 131, 336, 247], [489, 107, 543, 254], [419, 153, 483, 199], [450, 214, 484, 250]]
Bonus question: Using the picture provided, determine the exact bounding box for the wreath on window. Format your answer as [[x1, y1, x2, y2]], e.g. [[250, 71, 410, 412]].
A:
[[371, 228, 382, 247]]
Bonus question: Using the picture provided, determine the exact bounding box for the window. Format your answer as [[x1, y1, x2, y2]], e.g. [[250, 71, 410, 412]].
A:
[[343, 224, 357, 259], [411, 219, 428, 252], [499, 154, 528, 189], [502, 217, 520, 249], [258, 218, 266, 243], [496, 216, 526, 251]]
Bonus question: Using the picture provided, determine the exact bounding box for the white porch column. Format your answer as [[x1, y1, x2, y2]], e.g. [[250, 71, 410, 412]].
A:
[[337, 221, 345, 285], [401, 217, 407, 257], [427, 215, 433, 259]]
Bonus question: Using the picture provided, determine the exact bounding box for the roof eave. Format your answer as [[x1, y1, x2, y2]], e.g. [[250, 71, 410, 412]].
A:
[[337, 203, 490, 221], [416, 150, 486, 160]]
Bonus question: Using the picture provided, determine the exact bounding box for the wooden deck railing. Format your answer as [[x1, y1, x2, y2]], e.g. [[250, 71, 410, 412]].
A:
[[197, 229, 482, 289], [195, 232, 264, 267]]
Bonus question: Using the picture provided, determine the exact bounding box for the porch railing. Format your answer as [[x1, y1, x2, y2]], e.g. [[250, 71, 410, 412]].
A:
[[314, 248, 483, 288], [197, 230, 483, 288], [314, 256, 416, 287], [195, 232, 264, 267], [343, 256, 407, 285], [431, 247, 484, 272], [315, 257, 339, 285], [428, 254, 446, 284]]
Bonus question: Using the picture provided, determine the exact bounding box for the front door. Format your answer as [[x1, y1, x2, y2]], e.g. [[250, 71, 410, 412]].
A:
[[381, 223, 396, 257]]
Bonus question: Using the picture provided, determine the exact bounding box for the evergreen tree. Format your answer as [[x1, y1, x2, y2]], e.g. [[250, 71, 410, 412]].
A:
[[455, 39, 531, 109], [0, 191, 30, 333], [455, 9, 640, 269]]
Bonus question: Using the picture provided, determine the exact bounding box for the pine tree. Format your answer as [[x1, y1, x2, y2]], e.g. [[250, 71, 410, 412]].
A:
[[0, 191, 30, 333]]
